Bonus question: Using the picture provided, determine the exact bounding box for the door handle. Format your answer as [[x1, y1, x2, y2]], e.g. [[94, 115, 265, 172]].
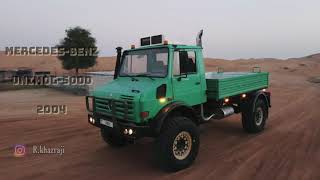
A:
[[195, 82, 200, 85]]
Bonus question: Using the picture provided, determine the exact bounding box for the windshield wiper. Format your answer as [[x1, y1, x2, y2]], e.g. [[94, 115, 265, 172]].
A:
[[134, 73, 155, 81], [120, 73, 155, 81], [119, 73, 139, 81]]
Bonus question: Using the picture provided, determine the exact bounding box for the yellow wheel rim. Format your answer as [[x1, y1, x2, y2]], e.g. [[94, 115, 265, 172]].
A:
[[172, 131, 192, 160]]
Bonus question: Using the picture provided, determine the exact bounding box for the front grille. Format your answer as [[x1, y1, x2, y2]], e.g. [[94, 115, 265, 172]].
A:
[[94, 95, 135, 121]]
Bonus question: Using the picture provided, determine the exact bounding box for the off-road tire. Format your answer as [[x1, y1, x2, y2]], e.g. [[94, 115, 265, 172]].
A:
[[156, 116, 199, 171], [242, 98, 268, 133]]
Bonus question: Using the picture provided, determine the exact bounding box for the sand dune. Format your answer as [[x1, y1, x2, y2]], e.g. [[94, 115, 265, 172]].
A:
[[0, 51, 115, 75], [1, 51, 319, 78]]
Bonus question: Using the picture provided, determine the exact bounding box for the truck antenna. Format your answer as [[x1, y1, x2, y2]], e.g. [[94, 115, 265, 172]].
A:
[[196, 29, 203, 47]]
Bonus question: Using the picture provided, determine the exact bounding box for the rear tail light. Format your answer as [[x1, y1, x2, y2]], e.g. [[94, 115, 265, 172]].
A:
[[224, 98, 230, 103]]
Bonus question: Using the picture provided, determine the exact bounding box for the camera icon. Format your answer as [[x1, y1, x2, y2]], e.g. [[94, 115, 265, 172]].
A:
[[14, 144, 26, 157]]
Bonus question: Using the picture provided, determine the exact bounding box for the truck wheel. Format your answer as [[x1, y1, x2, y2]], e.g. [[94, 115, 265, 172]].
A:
[[242, 98, 268, 133], [156, 116, 199, 171], [100, 128, 127, 147]]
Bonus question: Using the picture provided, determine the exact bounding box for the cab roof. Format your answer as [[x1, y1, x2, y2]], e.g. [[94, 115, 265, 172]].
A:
[[125, 44, 202, 52]]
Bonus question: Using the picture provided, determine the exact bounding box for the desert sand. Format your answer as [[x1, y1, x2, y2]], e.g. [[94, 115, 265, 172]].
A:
[[0, 52, 319, 180], [0, 51, 115, 75]]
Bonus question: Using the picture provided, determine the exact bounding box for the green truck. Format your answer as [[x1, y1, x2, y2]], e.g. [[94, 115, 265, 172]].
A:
[[86, 32, 271, 171]]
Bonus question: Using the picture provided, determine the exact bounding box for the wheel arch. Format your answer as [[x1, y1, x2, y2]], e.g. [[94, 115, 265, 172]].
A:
[[251, 90, 271, 117], [254, 90, 270, 105], [150, 101, 199, 136]]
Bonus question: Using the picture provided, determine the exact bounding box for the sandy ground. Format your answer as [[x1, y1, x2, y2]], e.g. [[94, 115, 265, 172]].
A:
[[0, 55, 320, 180], [0, 51, 116, 75]]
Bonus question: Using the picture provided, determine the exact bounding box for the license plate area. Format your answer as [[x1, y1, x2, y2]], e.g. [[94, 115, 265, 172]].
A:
[[100, 119, 113, 128]]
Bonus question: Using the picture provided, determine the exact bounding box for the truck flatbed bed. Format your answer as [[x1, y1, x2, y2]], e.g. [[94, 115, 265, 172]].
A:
[[205, 72, 269, 100]]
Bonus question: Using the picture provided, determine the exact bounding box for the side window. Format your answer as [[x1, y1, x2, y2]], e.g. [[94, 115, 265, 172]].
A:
[[185, 51, 196, 73], [173, 51, 197, 76]]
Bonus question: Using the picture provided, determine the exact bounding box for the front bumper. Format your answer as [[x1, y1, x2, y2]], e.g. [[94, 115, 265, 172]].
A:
[[88, 113, 152, 139]]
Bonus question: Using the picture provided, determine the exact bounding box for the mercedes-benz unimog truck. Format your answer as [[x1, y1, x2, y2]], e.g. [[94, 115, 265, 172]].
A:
[[86, 31, 271, 171]]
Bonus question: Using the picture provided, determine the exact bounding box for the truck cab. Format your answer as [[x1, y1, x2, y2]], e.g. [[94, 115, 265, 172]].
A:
[[87, 43, 207, 128], [86, 33, 271, 171]]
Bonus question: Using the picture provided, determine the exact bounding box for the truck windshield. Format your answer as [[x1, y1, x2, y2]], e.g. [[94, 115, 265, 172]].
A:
[[119, 48, 168, 77]]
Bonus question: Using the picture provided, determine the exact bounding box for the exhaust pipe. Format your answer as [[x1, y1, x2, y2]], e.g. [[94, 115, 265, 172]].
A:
[[200, 104, 235, 122], [114, 47, 122, 79], [213, 106, 235, 119], [196, 29, 203, 47]]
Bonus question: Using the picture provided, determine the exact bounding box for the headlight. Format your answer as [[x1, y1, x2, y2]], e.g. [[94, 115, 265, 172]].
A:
[[128, 129, 133, 135], [89, 116, 95, 124]]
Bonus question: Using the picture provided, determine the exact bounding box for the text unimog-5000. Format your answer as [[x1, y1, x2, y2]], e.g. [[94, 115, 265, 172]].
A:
[[86, 31, 271, 171]]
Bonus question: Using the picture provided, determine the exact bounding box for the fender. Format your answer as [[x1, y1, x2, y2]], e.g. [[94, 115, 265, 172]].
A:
[[240, 90, 271, 119], [252, 90, 271, 108], [149, 101, 198, 136], [247, 90, 271, 118]]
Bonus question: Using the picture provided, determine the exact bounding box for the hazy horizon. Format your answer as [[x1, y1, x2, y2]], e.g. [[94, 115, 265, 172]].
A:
[[0, 0, 319, 59]]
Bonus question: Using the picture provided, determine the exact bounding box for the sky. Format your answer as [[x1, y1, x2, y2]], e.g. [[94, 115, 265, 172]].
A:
[[0, 0, 319, 59]]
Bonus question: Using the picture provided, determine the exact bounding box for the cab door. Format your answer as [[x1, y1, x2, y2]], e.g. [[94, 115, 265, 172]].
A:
[[172, 50, 202, 105]]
